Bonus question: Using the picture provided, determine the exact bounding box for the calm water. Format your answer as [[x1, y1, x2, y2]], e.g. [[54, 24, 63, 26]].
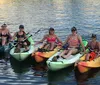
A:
[[0, 0, 100, 85]]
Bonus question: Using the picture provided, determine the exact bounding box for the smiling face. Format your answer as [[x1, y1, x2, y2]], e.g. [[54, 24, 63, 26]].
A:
[[19, 27, 24, 32], [92, 38, 96, 42], [91, 34, 96, 41], [71, 30, 77, 35], [49, 28, 55, 35], [71, 27, 77, 35], [49, 30, 54, 35]]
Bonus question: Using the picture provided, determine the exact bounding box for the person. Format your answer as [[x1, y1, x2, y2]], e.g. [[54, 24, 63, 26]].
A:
[[35, 27, 62, 51], [0, 24, 12, 46], [85, 34, 100, 61], [53, 27, 86, 60], [12, 25, 29, 52]]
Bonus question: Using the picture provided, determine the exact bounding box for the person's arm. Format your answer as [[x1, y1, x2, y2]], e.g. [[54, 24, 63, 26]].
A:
[[12, 32, 17, 40], [85, 41, 90, 50], [24, 32, 27, 39], [56, 35, 63, 44], [7, 29, 13, 40], [62, 35, 70, 46], [78, 35, 86, 53], [35, 35, 47, 45]]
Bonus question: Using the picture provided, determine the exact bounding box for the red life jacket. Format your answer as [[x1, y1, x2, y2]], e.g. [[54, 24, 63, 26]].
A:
[[89, 52, 96, 61]]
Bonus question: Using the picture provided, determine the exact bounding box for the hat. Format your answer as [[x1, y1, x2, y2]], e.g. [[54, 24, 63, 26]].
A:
[[49, 27, 55, 31], [71, 27, 77, 31], [19, 25, 24, 29], [91, 34, 96, 38]]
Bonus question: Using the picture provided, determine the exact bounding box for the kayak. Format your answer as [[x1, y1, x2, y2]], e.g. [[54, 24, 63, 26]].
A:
[[10, 34, 34, 61], [32, 46, 61, 63], [75, 65, 100, 83], [46, 40, 88, 71], [75, 54, 100, 73]]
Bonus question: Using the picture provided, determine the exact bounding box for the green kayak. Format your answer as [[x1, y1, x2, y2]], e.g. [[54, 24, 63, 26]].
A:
[[10, 34, 34, 61], [46, 40, 88, 71]]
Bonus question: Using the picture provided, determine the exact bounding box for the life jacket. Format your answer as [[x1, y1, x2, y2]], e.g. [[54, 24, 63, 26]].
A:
[[89, 52, 96, 61]]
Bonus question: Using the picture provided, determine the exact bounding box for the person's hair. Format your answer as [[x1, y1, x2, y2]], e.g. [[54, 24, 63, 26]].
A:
[[49, 27, 55, 34], [71, 27, 77, 31], [91, 34, 96, 39], [19, 25, 24, 29], [1, 23, 7, 27]]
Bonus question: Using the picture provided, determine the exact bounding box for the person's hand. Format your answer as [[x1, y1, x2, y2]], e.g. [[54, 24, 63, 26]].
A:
[[34, 42, 39, 46], [80, 50, 87, 54], [56, 42, 62, 46], [83, 50, 87, 54]]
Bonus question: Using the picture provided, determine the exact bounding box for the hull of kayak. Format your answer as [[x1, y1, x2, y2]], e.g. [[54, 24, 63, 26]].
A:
[[10, 34, 34, 61], [47, 40, 88, 71], [76, 54, 100, 73], [10, 45, 34, 61], [32, 46, 61, 63], [47, 51, 83, 71]]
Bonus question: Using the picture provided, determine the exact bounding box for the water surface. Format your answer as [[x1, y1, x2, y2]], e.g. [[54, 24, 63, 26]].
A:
[[0, 0, 100, 85]]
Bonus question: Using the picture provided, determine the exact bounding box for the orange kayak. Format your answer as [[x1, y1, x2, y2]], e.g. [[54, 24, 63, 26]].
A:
[[75, 54, 100, 73], [32, 46, 61, 63]]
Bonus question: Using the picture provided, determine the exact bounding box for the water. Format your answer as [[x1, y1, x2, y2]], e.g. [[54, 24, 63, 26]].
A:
[[0, 0, 100, 85]]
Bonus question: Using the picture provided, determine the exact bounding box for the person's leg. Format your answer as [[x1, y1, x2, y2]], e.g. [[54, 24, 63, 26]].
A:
[[59, 50, 68, 57], [15, 44, 20, 53], [85, 53, 90, 60], [52, 49, 68, 61], [43, 44, 50, 50], [24, 42, 29, 51], [63, 48, 78, 58]]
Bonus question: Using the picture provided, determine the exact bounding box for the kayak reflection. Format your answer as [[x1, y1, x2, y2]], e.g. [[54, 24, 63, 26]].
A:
[[74, 67, 100, 85], [48, 66, 73, 85], [10, 56, 32, 74], [32, 62, 47, 77]]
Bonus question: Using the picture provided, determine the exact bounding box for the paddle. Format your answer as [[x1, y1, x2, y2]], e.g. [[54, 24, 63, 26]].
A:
[[10, 29, 41, 46], [10, 34, 32, 49]]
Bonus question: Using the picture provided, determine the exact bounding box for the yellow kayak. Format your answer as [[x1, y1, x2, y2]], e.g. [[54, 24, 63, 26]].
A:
[[32, 46, 61, 63], [75, 54, 100, 73]]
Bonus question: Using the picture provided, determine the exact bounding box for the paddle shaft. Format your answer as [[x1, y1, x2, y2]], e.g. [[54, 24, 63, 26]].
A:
[[11, 35, 32, 49]]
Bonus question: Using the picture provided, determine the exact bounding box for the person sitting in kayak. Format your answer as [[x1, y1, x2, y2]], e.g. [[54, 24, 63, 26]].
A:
[[12, 25, 29, 52], [53, 27, 86, 61], [35, 27, 62, 51], [85, 34, 100, 61], [0, 24, 12, 46]]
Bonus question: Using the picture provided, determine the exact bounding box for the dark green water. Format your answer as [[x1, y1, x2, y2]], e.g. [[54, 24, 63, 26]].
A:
[[0, 0, 100, 85]]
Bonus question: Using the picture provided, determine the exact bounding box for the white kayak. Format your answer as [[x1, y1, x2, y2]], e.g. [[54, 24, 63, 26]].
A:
[[46, 50, 83, 71], [46, 40, 88, 71]]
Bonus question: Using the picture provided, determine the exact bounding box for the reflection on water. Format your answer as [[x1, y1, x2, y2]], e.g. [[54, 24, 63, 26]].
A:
[[75, 68, 100, 85], [0, 0, 100, 85], [48, 66, 74, 85], [10, 57, 31, 74], [0, 0, 100, 40], [0, 54, 100, 85]]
